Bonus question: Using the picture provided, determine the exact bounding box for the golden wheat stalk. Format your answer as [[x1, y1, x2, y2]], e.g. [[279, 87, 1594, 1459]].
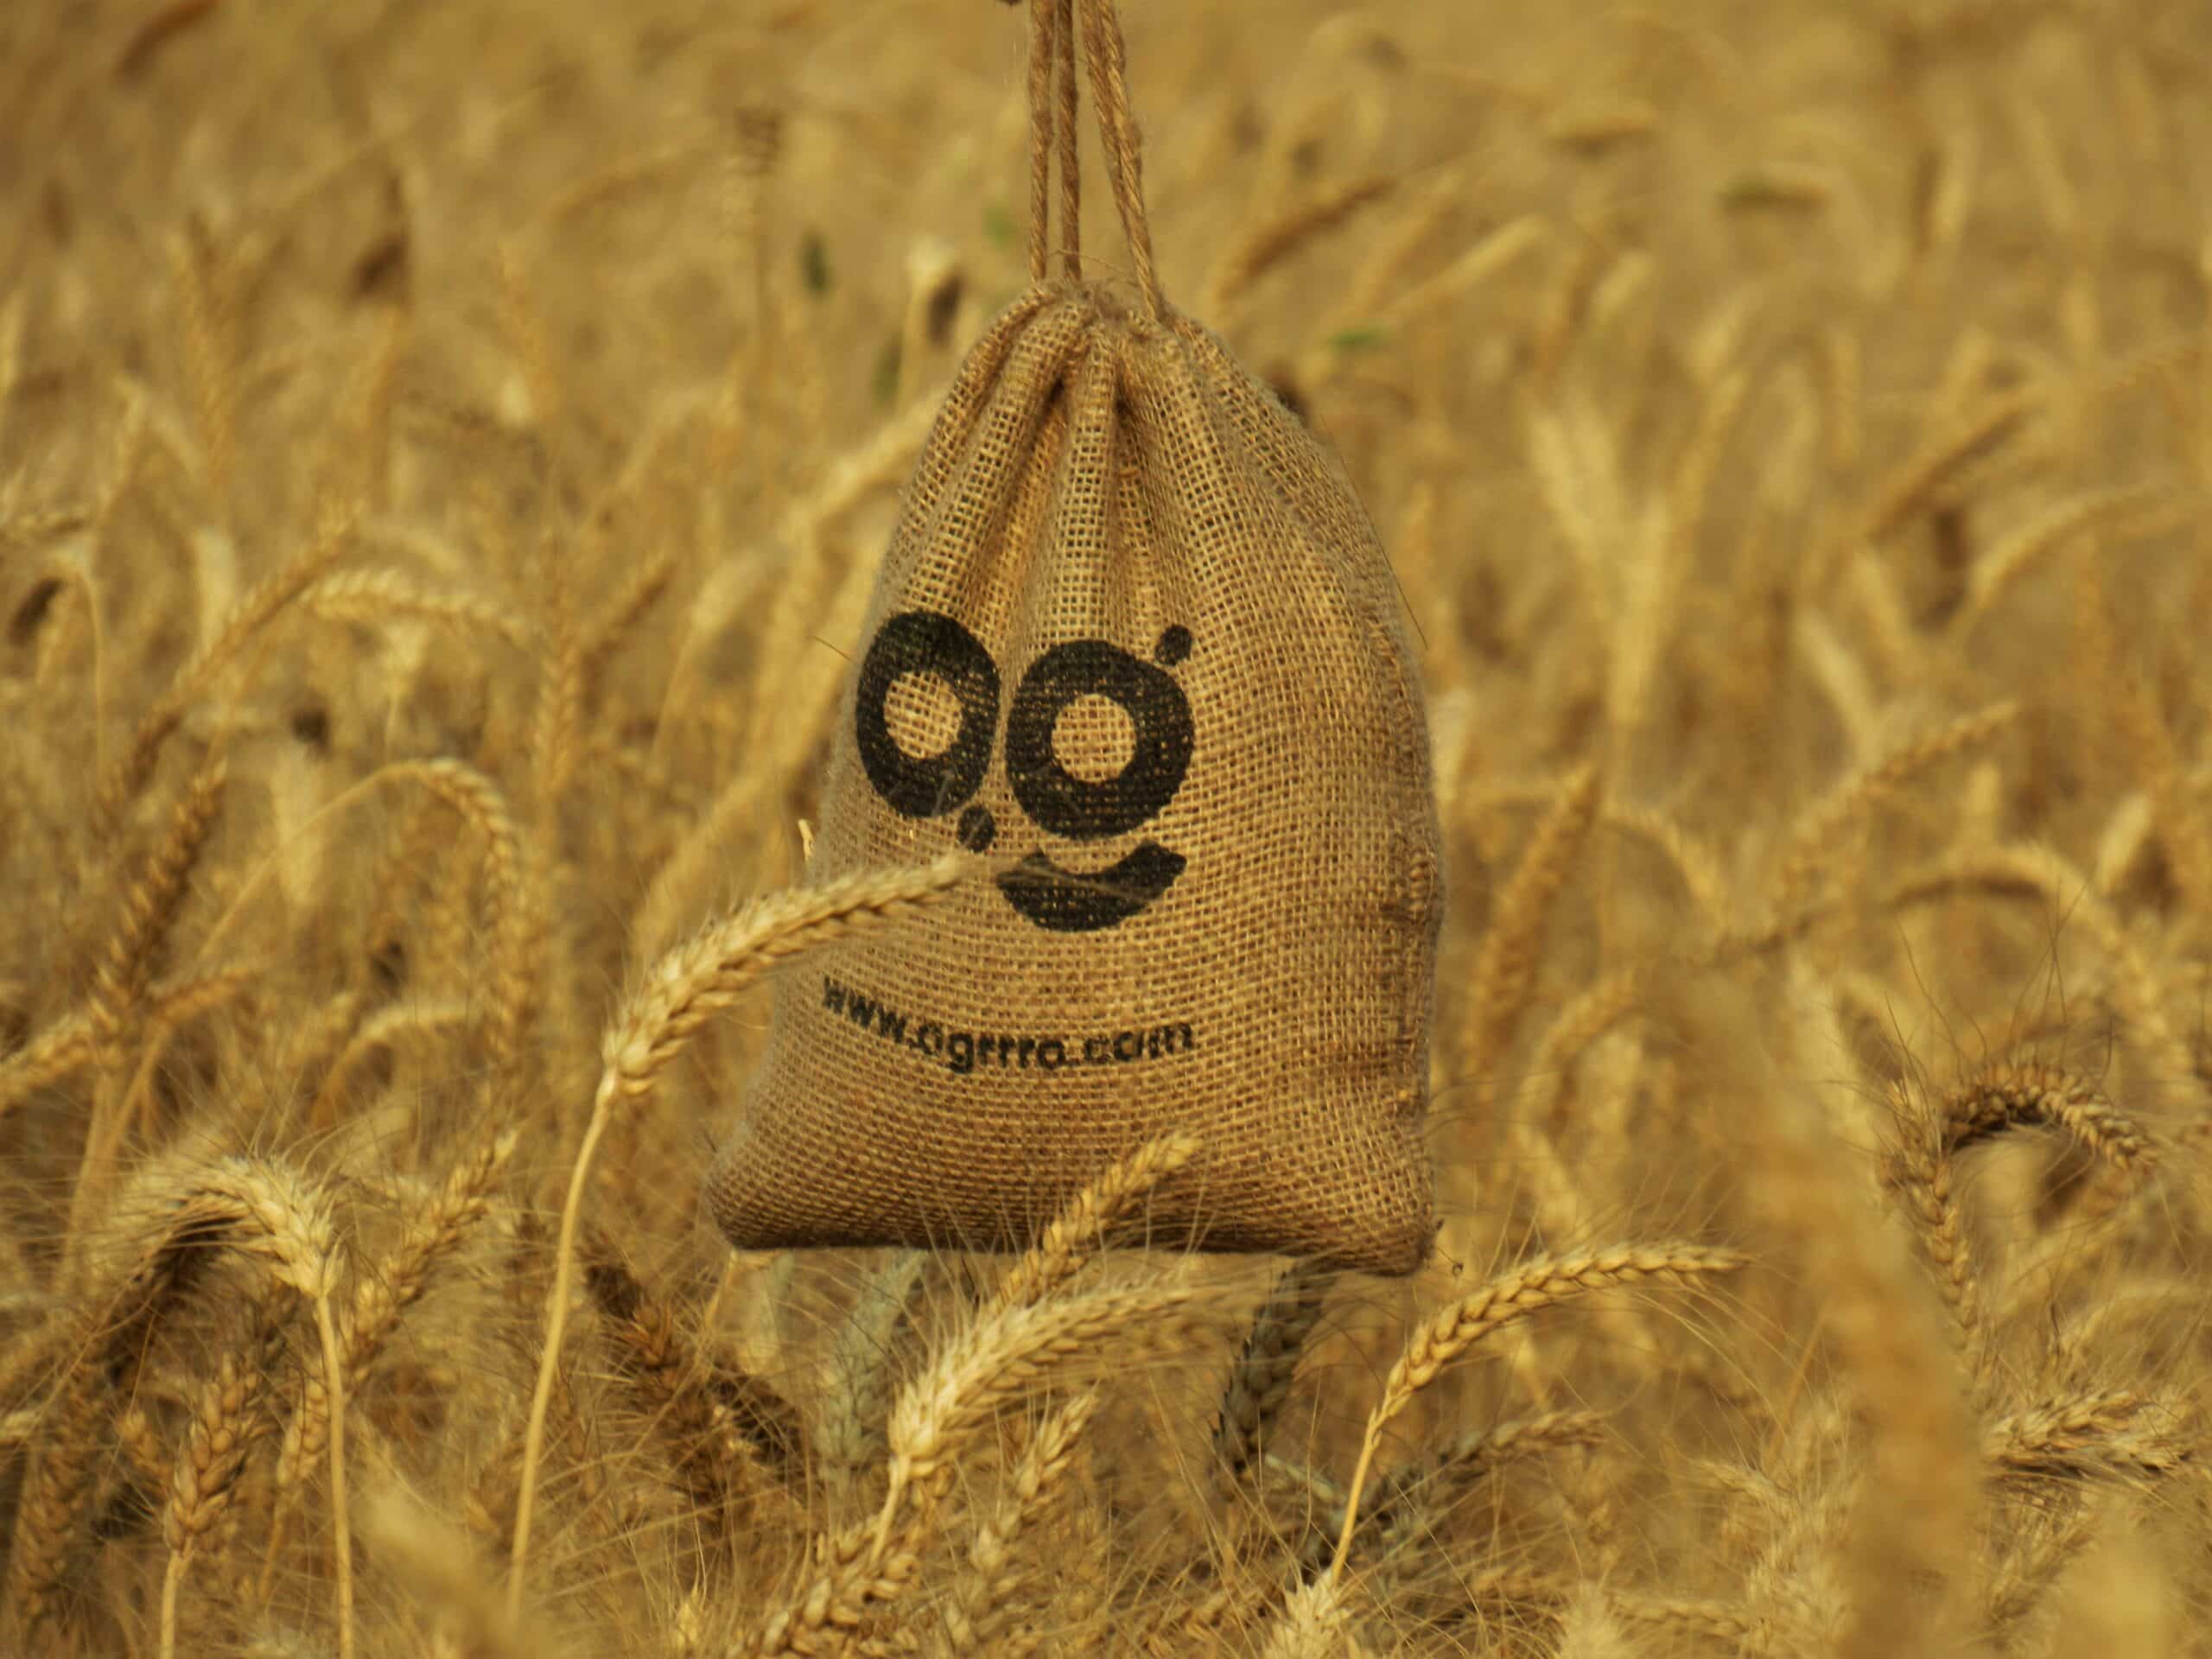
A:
[[583, 1242, 800, 1535], [506, 855, 972, 1620], [260, 1128, 518, 1603], [1879, 1088, 1989, 1396], [0, 966, 252, 1123], [986, 1131, 1200, 1313], [95, 498, 356, 827], [1257, 1576, 1359, 1659], [817, 1252, 931, 1494], [1768, 701, 2019, 924], [1941, 1059, 2152, 1168], [1328, 1243, 1745, 1579], [157, 1296, 289, 1659], [1458, 765, 1601, 1094], [880, 1281, 1199, 1554], [1215, 1259, 1336, 1483], [747, 1288, 1194, 1655], [934, 1389, 1100, 1653], [69, 751, 229, 1250], [1206, 174, 1397, 315], [1985, 1391, 2190, 1480]]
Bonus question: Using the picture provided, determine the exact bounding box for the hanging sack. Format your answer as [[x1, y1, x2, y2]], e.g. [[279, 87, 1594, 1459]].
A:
[[706, 0, 1442, 1274]]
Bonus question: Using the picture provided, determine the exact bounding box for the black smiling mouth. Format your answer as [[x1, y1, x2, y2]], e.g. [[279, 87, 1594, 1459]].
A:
[[995, 842, 1187, 933]]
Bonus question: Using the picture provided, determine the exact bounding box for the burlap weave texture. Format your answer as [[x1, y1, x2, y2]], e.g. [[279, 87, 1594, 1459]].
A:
[[706, 276, 1442, 1273], [706, 0, 1441, 1274]]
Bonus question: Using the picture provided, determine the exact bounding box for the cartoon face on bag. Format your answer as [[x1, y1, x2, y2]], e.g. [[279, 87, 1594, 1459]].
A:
[[853, 608, 1195, 931]]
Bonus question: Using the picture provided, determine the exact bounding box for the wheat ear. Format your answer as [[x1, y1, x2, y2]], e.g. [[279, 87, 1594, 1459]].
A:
[[3, 1179, 259, 1638], [583, 1243, 801, 1538], [506, 855, 970, 1619], [1329, 1243, 1743, 1578], [262, 1129, 516, 1598], [2076, 550, 2212, 925], [189, 1159, 354, 1659], [1258, 1576, 1357, 1659], [157, 1295, 289, 1659], [404, 759, 531, 1074], [1206, 175, 1397, 315], [1342, 1408, 1608, 1560], [1215, 1260, 1336, 1482], [750, 1281, 1193, 1656], [1985, 1391, 2190, 1480], [67, 752, 228, 1257], [935, 1390, 1100, 1653], [1768, 701, 2019, 924], [1942, 1059, 2152, 1169], [1880, 1087, 1988, 1396], [1950, 483, 2177, 641], [880, 1282, 1197, 1552], [96, 499, 355, 826], [817, 1252, 931, 1492], [1882, 841, 2199, 1099], [0, 971, 253, 1139], [987, 1132, 1201, 1313], [305, 566, 536, 651], [1459, 764, 1601, 1095]]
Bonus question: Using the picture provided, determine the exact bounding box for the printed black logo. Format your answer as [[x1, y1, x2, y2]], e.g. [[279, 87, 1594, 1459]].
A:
[[854, 609, 1194, 932], [854, 611, 1001, 818]]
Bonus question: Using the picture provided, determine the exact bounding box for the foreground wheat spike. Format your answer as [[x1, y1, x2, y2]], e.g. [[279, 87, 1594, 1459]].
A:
[[3, 1201, 238, 1636], [1341, 1408, 1610, 1561], [1257, 1575, 1359, 1659], [881, 1281, 1199, 1547], [987, 1131, 1201, 1313], [744, 1281, 1192, 1657], [583, 1241, 803, 1540], [186, 1158, 356, 1659], [817, 1252, 931, 1492], [260, 1128, 518, 1601], [1937, 1060, 2152, 1170], [1880, 1090, 1989, 1389], [1328, 1243, 1745, 1578], [1985, 1391, 2190, 1480], [4, 1166, 286, 1637], [934, 1389, 1100, 1653], [1216, 1259, 1337, 1483], [158, 1294, 289, 1659], [507, 855, 973, 1621]]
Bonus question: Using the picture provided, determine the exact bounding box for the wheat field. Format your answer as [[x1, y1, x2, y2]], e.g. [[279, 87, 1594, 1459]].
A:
[[4, 0, 2212, 1653]]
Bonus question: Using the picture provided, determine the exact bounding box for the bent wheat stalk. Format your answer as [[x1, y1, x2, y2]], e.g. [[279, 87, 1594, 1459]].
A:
[[1327, 1243, 1745, 1579], [505, 855, 972, 1621], [987, 1131, 1199, 1313]]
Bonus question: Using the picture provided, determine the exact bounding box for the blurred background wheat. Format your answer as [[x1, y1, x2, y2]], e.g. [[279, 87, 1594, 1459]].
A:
[[5, 0, 2212, 1653]]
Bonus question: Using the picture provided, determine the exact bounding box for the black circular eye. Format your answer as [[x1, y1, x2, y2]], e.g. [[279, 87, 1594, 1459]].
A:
[[1004, 637, 1192, 841], [855, 610, 1000, 818]]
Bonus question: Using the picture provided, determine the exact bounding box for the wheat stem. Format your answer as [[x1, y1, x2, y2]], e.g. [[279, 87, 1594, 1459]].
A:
[[1328, 1243, 1743, 1579], [506, 856, 970, 1620]]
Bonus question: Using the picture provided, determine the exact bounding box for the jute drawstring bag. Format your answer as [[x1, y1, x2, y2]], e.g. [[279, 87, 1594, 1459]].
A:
[[706, 0, 1441, 1274]]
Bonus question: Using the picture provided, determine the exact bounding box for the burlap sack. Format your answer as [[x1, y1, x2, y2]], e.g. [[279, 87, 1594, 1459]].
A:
[[707, 0, 1441, 1274]]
